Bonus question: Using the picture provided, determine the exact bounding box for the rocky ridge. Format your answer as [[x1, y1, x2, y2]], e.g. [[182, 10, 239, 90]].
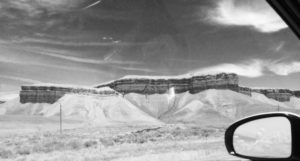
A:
[[96, 73, 246, 94], [252, 89, 299, 102], [20, 85, 118, 104], [19, 73, 300, 104]]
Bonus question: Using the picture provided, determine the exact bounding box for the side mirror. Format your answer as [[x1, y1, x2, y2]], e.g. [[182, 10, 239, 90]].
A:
[[225, 112, 300, 161]]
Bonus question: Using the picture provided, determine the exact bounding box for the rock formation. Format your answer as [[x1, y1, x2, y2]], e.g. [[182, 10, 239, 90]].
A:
[[19, 73, 300, 104], [20, 85, 118, 104], [97, 73, 242, 95], [96, 73, 300, 102], [252, 89, 295, 102], [238, 86, 252, 96]]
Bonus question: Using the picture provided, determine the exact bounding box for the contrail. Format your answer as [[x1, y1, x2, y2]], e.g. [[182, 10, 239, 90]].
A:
[[0, 75, 42, 84], [83, 0, 102, 10], [104, 51, 118, 61]]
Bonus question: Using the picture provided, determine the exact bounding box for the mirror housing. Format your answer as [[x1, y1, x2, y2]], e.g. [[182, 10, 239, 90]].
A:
[[267, 0, 300, 39], [225, 112, 300, 161]]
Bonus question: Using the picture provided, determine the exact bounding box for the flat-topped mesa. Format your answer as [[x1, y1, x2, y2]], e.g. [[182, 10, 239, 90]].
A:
[[96, 73, 242, 95], [295, 91, 300, 98], [20, 84, 118, 104], [238, 86, 252, 96], [18, 73, 300, 104], [252, 89, 295, 102]]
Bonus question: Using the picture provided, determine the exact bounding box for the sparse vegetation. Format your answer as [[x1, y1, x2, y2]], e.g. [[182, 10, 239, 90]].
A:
[[84, 140, 98, 148], [0, 125, 229, 160], [104, 126, 223, 145], [0, 148, 13, 158], [0, 133, 101, 159]]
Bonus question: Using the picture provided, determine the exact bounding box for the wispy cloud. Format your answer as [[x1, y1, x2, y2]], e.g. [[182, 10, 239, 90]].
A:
[[0, 0, 82, 30], [0, 44, 147, 73], [207, 0, 288, 33], [268, 62, 300, 76], [14, 38, 121, 47], [0, 75, 42, 84], [191, 59, 264, 77], [0, 58, 107, 74], [113, 65, 154, 73], [191, 59, 300, 77], [0, 0, 82, 16], [22, 47, 140, 65]]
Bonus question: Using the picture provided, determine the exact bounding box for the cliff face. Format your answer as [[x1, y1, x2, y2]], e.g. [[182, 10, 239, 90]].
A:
[[238, 86, 252, 96], [252, 89, 295, 102], [96, 73, 300, 102], [97, 73, 241, 95], [19, 73, 300, 104], [295, 91, 300, 98], [190, 73, 239, 94], [20, 85, 118, 104]]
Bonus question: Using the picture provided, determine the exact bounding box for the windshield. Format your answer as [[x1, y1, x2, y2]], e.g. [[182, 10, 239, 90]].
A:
[[0, 0, 299, 160]]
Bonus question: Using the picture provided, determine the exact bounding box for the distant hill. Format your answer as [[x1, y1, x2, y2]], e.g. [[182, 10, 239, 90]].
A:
[[18, 73, 300, 105], [1, 89, 300, 126], [126, 89, 300, 125], [1, 73, 300, 126], [0, 94, 161, 126]]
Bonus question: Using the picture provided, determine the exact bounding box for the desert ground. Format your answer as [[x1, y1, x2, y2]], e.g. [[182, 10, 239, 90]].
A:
[[0, 115, 245, 161], [2, 89, 296, 161]]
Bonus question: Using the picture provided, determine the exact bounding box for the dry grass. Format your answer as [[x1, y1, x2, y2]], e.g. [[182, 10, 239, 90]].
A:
[[0, 132, 100, 159], [0, 125, 241, 161]]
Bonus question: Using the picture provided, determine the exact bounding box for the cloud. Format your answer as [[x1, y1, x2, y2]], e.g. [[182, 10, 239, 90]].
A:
[[0, 43, 148, 73], [191, 59, 300, 77], [191, 59, 264, 77], [16, 38, 120, 47], [113, 65, 154, 73], [0, 75, 42, 84], [0, 0, 82, 16], [7, 37, 144, 50], [21, 47, 140, 66], [0, 0, 84, 34], [268, 62, 300, 76], [208, 0, 288, 33], [0, 58, 107, 74], [0, 55, 151, 73]]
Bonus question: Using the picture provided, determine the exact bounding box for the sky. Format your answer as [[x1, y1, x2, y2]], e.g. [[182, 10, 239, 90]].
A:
[[0, 0, 300, 93]]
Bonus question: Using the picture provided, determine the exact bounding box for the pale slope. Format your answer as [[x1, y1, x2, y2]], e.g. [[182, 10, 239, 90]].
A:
[[162, 90, 279, 125], [2, 90, 300, 126], [125, 90, 300, 125], [285, 97, 300, 109], [124, 94, 174, 118], [0, 93, 18, 102], [0, 94, 161, 126]]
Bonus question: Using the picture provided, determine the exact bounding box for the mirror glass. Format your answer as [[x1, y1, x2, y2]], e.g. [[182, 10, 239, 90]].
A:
[[233, 117, 291, 158]]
